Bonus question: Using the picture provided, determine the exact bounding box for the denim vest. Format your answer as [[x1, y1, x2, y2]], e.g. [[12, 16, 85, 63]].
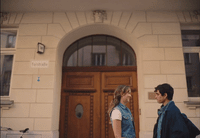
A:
[[110, 103, 136, 138]]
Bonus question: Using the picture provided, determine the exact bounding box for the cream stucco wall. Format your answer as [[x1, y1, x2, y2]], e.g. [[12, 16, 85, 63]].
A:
[[1, 11, 200, 138]]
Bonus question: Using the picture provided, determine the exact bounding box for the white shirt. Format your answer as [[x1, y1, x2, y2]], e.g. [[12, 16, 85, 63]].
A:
[[111, 108, 122, 121]]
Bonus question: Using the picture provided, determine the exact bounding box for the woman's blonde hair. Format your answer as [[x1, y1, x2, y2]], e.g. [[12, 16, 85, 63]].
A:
[[107, 85, 130, 114]]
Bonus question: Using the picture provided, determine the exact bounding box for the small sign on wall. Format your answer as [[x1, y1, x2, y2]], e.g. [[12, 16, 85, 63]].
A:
[[31, 61, 49, 68], [148, 92, 156, 100]]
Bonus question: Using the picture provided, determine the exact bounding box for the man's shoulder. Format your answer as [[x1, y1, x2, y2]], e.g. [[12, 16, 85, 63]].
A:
[[165, 105, 183, 122], [166, 101, 181, 114]]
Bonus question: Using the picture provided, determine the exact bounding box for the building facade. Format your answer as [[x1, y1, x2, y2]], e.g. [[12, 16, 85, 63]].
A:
[[1, 11, 200, 138]]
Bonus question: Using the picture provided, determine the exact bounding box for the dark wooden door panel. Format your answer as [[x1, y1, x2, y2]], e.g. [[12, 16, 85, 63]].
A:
[[60, 72, 100, 138], [60, 71, 139, 138], [68, 94, 92, 138], [62, 72, 97, 91], [101, 72, 139, 138], [102, 72, 137, 92], [104, 93, 116, 138]]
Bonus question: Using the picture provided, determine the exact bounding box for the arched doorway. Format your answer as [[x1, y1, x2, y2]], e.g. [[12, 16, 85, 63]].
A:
[[59, 35, 139, 138]]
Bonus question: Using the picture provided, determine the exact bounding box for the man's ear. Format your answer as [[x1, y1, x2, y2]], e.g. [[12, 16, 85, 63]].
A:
[[164, 93, 168, 99]]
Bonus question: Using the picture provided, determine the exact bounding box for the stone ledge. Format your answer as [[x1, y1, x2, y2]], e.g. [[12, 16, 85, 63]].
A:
[[184, 101, 200, 109], [0, 100, 14, 110], [1, 130, 59, 138]]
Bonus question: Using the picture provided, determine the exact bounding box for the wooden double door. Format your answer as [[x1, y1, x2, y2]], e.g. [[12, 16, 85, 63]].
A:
[[60, 71, 139, 138]]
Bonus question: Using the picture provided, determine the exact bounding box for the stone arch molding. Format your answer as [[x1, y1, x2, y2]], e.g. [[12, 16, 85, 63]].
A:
[[52, 23, 144, 130], [57, 23, 141, 57]]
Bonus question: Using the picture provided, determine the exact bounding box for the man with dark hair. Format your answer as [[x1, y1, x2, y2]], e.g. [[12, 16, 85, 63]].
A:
[[153, 83, 192, 138]]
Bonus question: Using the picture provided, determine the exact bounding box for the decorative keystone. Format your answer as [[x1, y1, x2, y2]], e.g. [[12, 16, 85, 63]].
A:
[[0, 12, 9, 24], [93, 10, 107, 23]]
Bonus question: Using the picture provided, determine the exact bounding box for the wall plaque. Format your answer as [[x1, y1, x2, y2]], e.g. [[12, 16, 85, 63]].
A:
[[148, 92, 156, 100], [31, 61, 49, 68]]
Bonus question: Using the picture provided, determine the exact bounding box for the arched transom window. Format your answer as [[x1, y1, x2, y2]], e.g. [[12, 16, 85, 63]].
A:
[[63, 35, 136, 67]]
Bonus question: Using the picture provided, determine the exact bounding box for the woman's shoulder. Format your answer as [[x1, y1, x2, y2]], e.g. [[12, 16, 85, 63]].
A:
[[110, 107, 120, 115], [112, 108, 120, 113], [111, 108, 122, 120]]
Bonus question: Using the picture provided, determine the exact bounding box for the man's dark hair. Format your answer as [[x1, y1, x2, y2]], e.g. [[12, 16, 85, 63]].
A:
[[154, 83, 174, 100]]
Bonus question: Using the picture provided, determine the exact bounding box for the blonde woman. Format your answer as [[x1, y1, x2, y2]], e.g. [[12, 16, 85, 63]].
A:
[[108, 85, 136, 138]]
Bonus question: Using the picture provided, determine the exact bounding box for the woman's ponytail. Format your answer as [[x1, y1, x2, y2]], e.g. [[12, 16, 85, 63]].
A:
[[107, 85, 127, 115]]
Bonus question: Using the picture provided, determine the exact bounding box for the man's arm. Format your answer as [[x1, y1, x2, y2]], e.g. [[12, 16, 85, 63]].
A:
[[169, 111, 190, 138], [112, 119, 122, 138]]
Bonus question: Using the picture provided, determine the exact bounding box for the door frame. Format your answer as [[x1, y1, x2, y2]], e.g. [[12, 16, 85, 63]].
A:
[[62, 66, 137, 72], [60, 66, 139, 138]]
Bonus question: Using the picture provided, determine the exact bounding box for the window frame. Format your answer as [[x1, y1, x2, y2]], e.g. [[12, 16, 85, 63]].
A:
[[63, 35, 137, 67], [91, 53, 106, 66], [181, 25, 200, 105], [0, 28, 18, 99], [183, 48, 200, 100], [183, 53, 192, 64]]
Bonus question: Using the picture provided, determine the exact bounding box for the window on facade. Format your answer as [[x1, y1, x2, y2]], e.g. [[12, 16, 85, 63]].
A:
[[182, 30, 200, 47], [181, 30, 200, 97], [184, 53, 191, 64], [0, 29, 17, 96], [92, 53, 106, 66], [63, 35, 136, 67], [186, 76, 192, 91]]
